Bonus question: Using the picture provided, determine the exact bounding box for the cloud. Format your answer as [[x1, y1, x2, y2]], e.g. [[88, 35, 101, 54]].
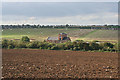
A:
[[2, 12, 118, 25], [29, 17, 36, 20], [2, 2, 118, 17], [2, 2, 118, 25], [2, 0, 119, 2]]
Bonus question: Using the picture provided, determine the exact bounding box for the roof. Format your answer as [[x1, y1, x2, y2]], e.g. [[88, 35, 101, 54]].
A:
[[63, 37, 71, 40], [47, 37, 58, 40], [59, 33, 67, 35], [63, 37, 67, 40]]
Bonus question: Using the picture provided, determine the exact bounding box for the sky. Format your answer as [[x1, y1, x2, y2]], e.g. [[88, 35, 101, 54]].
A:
[[2, 2, 118, 25], [1, 0, 120, 2]]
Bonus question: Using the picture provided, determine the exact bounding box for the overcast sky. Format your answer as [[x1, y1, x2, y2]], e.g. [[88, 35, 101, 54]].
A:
[[2, 2, 118, 25]]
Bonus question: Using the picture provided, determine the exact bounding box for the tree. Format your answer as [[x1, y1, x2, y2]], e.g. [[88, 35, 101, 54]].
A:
[[82, 43, 90, 51], [114, 43, 120, 52], [7, 40, 16, 49], [21, 36, 30, 42], [65, 42, 73, 50], [72, 41, 78, 47], [57, 43, 65, 50], [103, 42, 114, 48], [66, 24, 69, 27], [2, 39, 9, 48], [27, 41, 39, 48], [51, 46, 58, 50], [17, 42, 27, 48], [8, 45, 14, 49], [89, 42, 100, 50]]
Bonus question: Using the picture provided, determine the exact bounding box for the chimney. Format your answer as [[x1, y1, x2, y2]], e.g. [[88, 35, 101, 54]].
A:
[[58, 33, 67, 40]]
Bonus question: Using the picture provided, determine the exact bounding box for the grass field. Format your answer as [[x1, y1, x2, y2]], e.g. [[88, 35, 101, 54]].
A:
[[2, 28, 118, 42], [78, 30, 118, 42]]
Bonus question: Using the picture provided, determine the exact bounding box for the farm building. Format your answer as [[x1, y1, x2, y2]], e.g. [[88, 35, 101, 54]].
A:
[[46, 33, 71, 43]]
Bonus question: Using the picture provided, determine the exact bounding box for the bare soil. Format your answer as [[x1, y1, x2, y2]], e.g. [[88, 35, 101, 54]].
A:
[[2, 49, 118, 78]]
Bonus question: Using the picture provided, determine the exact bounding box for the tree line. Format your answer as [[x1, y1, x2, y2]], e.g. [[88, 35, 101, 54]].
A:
[[2, 24, 119, 30], [2, 36, 119, 52]]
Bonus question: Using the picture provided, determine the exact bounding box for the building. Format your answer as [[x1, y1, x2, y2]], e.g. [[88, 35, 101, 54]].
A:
[[46, 33, 71, 43]]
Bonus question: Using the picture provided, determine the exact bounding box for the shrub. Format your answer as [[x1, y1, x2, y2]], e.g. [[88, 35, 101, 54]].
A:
[[8, 40, 16, 48], [47, 43, 55, 49], [70, 48, 73, 50], [113, 43, 119, 52], [17, 42, 27, 48], [51, 46, 58, 50], [27, 41, 39, 48], [8, 45, 14, 49], [2, 39, 9, 48], [2, 38, 118, 52], [21, 36, 30, 42], [47, 47, 51, 50], [82, 43, 90, 51], [65, 42, 73, 50], [73, 47, 77, 51], [39, 47, 42, 49], [103, 42, 114, 48], [89, 42, 100, 50], [38, 42, 48, 49], [57, 43, 65, 50]]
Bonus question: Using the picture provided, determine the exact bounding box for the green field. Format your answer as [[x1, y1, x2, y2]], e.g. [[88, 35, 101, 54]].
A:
[[79, 30, 118, 42], [2, 28, 118, 42]]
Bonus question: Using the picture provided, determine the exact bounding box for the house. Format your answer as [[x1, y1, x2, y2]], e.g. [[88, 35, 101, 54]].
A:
[[46, 33, 71, 43]]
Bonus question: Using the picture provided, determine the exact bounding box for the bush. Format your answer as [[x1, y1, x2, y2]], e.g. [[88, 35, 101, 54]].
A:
[[8, 45, 14, 49], [8, 40, 16, 48], [17, 42, 27, 48], [2, 40, 17, 49], [73, 47, 77, 51], [2, 38, 118, 52], [103, 42, 114, 48], [82, 43, 90, 51], [38, 42, 48, 49], [70, 48, 73, 50], [39, 47, 42, 49], [27, 41, 39, 48], [2, 39, 9, 48], [47, 43, 55, 49], [65, 42, 73, 50], [89, 42, 100, 50], [51, 46, 58, 50], [21, 36, 30, 42], [113, 43, 119, 52], [57, 43, 65, 50], [47, 47, 51, 50]]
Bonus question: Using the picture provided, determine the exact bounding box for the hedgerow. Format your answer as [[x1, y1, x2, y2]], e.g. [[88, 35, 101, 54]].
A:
[[2, 36, 119, 52]]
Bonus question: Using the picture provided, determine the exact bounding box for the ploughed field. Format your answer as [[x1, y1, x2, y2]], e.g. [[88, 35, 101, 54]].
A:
[[2, 49, 118, 78]]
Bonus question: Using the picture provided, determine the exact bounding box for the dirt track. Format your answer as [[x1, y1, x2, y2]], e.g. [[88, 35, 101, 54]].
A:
[[2, 49, 118, 78]]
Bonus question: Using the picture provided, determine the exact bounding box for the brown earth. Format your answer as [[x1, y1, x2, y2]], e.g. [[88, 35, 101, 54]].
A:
[[2, 49, 119, 78]]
